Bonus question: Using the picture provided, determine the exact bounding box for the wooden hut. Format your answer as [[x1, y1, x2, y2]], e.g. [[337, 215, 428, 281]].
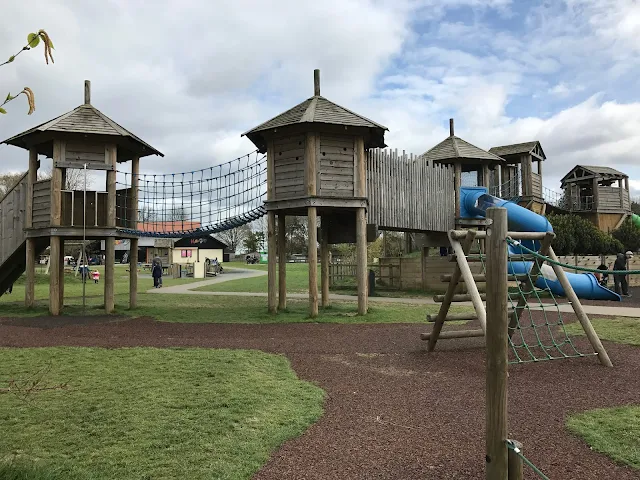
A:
[[0, 80, 162, 314], [488, 141, 546, 213], [421, 119, 504, 227], [560, 165, 631, 232], [242, 69, 387, 317]]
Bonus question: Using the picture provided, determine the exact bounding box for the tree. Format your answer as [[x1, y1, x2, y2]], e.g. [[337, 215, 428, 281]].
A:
[[0, 172, 24, 196], [217, 224, 251, 254], [2, 30, 54, 116], [613, 217, 640, 252], [168, 206, 187, 221], [243, 230, 265, 253], [547, 213, 623, 255], [631, 198, 640, 215], [37, 168, 94, 191], [285, 216, 309, 255]]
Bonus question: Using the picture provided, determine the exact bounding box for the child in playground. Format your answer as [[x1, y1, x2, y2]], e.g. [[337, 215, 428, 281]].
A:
[[596, 263, 609, 287], [152, 259, 163, 288], [91, 270, 100, 284]]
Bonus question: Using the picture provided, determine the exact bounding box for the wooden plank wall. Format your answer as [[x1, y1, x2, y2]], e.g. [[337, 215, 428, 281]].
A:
[[598, 186, 629, 211], [366, 148, 454, 233], [56, 142, 110, 170], [273, 135, 306, 199], [0, 174, 28, 267], [319, 135, 355, 197], [32, 179, 51, 229], [531, 172, 542, 197]]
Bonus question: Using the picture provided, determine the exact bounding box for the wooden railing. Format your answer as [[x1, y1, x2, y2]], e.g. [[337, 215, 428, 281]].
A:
[[0, 172, 28, 266]]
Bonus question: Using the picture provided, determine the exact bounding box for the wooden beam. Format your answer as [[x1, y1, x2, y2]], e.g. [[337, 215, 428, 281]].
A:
[[427, 230, 477, 351], [305, 133, 317, 197], [25, 147, 38, 308], [49, 236, 61, 315], [507, 440, 524, 480], [104, 144, 117, 314], [267, 211, 277, 313], [308, 206, 319, 318], [433, 292, 486, 302], [548, 247, 613, 367], [50, 140, 64, 227], [421, 329, 484, 341], [320, 219, 330, 307], [454, 163, 462, 218], [356, 207, 368, 315], [485, 206, 509, 480], [450, 230, 553, 241], [58, 238, 65, 311], [278, 213, 287, 310], [129, 155, 140, 309]]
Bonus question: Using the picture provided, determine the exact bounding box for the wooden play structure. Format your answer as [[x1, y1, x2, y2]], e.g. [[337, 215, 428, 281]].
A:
[[0, 80, 162, 314], [560, 165, 631, 232], [242, 69, 387, 317]]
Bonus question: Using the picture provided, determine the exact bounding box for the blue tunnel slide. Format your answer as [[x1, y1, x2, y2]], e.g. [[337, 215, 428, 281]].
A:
[[460, 187, 621, 302]]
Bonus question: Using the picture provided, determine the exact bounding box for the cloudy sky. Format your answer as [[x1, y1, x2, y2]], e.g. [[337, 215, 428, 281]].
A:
[[1, 0, 640, 196]]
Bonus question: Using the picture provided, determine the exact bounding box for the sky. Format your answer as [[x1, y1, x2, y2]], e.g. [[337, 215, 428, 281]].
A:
[[1, 0, 640, 197]]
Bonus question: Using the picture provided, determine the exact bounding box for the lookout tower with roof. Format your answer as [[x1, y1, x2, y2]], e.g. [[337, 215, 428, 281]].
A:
[[421, 119, 504, 228], [0, 80, 163, 315], [243, 69, 387, 317], [560, 165, 631, 232], [489, 141, 546, 214]]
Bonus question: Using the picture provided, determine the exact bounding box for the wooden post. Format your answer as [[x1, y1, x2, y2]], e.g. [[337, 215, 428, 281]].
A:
[[25, 147, 38, 307], [267, 211, 277, 313], [592, 177, 600, 211], [104, 144, 117, 314], [278, 213, 287, 310], [507, 440, 524, 480], [521, 154, 532, 196], [454, 163, 462, 220], [619, 178, 624, 208], [314, 69, 320, 96], [49, 237, 61, 315], [129, 155, 140, 308], [548, 247, 613, 367], [59, 238, 65, 310], [421, 246, 429, 291], [482, 164, 490, 189], [320, 220, 330, 307], [356, 207, 368, 315], [485, 206, 509, 480], [308, 207, 319, 318], [84, 80, 91, 104]]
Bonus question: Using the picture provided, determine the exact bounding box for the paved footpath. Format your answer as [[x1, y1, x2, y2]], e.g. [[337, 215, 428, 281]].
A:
[[150, 268, 640, 318]]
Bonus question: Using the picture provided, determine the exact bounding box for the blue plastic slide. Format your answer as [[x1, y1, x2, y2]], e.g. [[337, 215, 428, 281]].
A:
[[459, 187, 621, 301]]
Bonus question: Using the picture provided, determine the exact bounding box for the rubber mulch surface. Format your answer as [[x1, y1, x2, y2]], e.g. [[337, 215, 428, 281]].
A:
[[0, 313, 639, 479]]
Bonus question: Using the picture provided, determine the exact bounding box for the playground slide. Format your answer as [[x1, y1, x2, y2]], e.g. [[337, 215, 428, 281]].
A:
[[460, 187, 621, 301]]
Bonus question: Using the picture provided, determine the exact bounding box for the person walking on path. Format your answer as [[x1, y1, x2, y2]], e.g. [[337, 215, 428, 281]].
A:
[[152, 258, 163, 288], [613, 251, 633, 297]]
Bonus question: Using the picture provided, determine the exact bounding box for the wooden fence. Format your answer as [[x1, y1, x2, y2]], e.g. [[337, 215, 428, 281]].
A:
[[366, 148, 455, 233]]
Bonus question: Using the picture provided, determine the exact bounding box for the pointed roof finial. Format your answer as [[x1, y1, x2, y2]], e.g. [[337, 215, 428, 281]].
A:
[[449, 118, 454, 137], [84, 80, 91, 105], [314, 69, 320, 96]]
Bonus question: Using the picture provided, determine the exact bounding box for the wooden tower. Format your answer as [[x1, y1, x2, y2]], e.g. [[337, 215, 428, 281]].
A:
[[560, 165, 631, 232], [1, 80, 163, 315], [242, 70, 387, 317], [488, 141, 546, 214], [421, 119, 504, 228]]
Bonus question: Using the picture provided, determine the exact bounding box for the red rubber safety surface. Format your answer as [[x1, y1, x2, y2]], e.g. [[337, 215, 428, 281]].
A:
[[0, 313, 639, 479]]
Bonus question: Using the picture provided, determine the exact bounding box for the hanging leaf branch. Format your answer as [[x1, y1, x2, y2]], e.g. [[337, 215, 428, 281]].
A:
[[0, 30, 54, 115]]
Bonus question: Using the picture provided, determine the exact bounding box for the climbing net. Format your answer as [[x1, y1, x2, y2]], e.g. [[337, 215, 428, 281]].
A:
[[470, 238, 593, 364], [115, 151, 267, 237]]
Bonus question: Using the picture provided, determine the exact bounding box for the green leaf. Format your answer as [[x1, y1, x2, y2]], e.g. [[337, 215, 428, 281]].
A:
[[27, 33, 39, 48], [5, 93, 12, 102], [7, 55, 15, 63], [0, 108, 7, 114], [48, 38, 55, 49]]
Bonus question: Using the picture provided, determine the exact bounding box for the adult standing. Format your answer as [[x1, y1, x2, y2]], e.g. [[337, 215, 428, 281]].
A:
[[152, 257, 163, 288], [613, 251, 633, 297]]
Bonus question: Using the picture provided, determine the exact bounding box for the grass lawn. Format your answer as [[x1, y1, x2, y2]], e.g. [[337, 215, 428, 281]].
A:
[[0, 347, 324, 479], [567, 406, 640, 470], [565, 317, 640, 346]]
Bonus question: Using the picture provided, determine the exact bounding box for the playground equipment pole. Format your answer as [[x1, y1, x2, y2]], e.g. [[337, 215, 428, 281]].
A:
[[485, 207, 509, 479], [82, 163, 87, 312]]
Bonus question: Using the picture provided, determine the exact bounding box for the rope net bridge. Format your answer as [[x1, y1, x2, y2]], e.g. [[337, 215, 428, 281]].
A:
[[115, 151, 267, 237]]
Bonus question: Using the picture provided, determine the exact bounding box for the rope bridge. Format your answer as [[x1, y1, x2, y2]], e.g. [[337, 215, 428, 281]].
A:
[[116, 151, 267, 237]]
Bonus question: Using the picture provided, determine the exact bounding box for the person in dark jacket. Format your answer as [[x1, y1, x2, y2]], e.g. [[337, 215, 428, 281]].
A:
[[152, 258, 163, 288], [596, 263, 609, 287], [613, 252, 632, 296]]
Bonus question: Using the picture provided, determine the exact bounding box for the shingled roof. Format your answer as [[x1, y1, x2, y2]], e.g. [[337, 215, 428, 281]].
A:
[[2, 82, 163, 161], [242, 70, 388, 153], [488, 141, 546, 160], [560, 165, 628, 186], [422, 135, 505, 166]]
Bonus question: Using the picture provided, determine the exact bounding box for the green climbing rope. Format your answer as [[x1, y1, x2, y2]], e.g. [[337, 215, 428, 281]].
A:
[[506, 238, 640, 275], [506, 440, 550, 480], [473, 239, 591, 364]]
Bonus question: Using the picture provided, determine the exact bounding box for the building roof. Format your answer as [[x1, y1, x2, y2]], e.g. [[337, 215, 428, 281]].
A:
[[242, 70, 388, 153], [2, 90, 163, 161], [136, 221, 202, 233], [422, 135, 505, 166], [488, 141, 546, 160], [560, 165, 628, 185]]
